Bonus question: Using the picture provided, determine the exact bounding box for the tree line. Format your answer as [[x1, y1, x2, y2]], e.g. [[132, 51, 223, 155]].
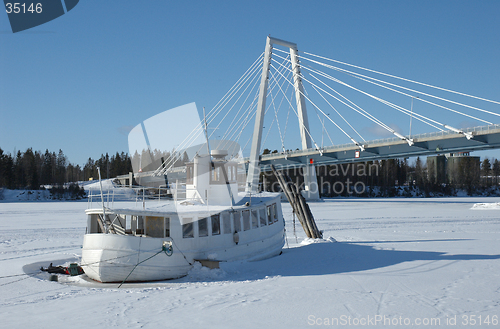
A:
[[0, 147, 132, 190], [261, 156, 500, 197], [2, 146, 500, 198]]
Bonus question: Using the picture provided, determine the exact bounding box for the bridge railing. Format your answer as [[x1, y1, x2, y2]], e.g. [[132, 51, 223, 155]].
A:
[[259, 123, 500, 161]]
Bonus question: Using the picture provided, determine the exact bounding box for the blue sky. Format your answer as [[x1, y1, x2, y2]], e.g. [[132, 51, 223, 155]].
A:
[[1, 1, 500, 166]]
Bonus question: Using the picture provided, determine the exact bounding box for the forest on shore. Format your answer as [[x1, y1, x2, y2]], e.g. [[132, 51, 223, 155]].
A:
[[1, 147, 500, 198], [0, 148, 131, 193], [261, 149, 500, 197]]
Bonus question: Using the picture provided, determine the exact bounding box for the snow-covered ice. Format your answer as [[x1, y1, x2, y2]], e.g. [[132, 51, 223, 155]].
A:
[[0, 198, 499, 328]]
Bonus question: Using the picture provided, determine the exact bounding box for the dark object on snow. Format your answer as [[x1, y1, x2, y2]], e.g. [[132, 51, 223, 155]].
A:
[[270, 164, 322, 239], [40, 263, 84, 276], [67, 263, 81, 276]]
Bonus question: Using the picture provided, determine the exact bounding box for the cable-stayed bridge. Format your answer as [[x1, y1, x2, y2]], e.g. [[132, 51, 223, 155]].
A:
[[149, 36, 500, 199], [257, 123, 500, 171]]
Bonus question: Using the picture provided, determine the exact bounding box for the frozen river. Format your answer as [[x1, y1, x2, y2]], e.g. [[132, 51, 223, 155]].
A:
[[0, 198, 499, 328]]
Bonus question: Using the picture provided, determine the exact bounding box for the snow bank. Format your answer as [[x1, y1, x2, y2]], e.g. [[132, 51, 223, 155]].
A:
[[300, 236, 337, 245], [83, 179, 117, 191], [0, 189, 52, 202], [184, 261, 227, 281], [471, 202, 500, 209]]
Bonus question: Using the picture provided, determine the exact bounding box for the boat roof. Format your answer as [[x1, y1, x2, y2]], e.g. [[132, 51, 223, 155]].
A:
[[86, 192, 281, 217]]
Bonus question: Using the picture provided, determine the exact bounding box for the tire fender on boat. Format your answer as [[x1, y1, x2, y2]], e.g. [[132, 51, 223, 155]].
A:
[[162, 240, 173, 256]]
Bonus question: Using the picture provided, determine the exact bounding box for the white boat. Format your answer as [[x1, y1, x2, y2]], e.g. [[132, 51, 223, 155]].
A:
[[81, 150, 285, 283]]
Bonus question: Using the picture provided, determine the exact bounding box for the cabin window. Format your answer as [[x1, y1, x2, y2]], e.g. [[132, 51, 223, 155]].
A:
[[210, 163, 236, 184], [137, 216, 145, 235], [183, 219, 194, 238], [226, 164, 236, 181], [125, 215, 131, 232], [146, 216, 164, 238], [211, 214, 221, 235], [186, 163, 194, 184], [211, 166, 218, 182], [109, 215, 126, 235], [222, 212, 231, 234], [112, 215, 127, 235], [267, 206, 273, 225], [242, 210, 250, 231], [233, 212, 242, 232], [198, 217, 208, 237], [272, 203, 278, 223], [251, 210, 259, 229], [231, 165, 236, 181], [89, 214, 102, 233], [210, 165, 225, 184], [259, 208, 267, 226], [165, 217, 170, 238], [130, 216, 137, 235]]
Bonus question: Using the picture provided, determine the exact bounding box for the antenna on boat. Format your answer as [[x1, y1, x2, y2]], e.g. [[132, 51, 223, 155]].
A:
[[97, 167, 108, 233]]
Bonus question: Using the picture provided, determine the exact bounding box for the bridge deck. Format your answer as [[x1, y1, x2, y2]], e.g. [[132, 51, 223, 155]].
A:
[[255, 124, 500, 170], [117, 124, 500, 182]]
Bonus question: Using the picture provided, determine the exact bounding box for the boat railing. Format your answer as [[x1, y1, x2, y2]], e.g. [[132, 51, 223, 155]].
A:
[[86, 183, 223, 209], [87, 185, 174, 209]]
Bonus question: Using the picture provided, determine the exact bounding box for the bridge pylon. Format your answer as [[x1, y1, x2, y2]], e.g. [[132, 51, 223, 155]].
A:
[[246, 36, 320, 200]]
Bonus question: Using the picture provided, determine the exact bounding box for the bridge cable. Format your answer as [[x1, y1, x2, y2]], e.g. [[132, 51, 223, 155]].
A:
[[310, 82, 363, 143], [303, 65, 445, 132], [266, 63, 293, 153], [300, 55, 496, 124], [282, 89, 293, 148], [270, 61, 363, 151], [273, 52, 398, 142], [259, 68, 294, 149], [167, 53, 264, 168], [270, 59, 362, 150], [301, 62, 449, 138], [206, 52, 264, 124], [221, 54, 292, 149], [269, 63, 324, 151], [209, 60, 263, 145], [217, 82, 261, 152], [263, 70, 295, 154], [275, 53, 419, 144], [235, 55, 295, 153], [303, 66, 474, 139], [232, 66, 292, 154], [300, 50, 500, 106], [309, 56, 500, 120], [155, 53, 264, 175], [227, 58, 291, 152], [271, 56, 374, 150], [307, 84, 335, 147]]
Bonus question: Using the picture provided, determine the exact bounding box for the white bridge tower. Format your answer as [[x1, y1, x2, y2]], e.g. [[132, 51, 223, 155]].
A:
[[246, 36, 320, 200]]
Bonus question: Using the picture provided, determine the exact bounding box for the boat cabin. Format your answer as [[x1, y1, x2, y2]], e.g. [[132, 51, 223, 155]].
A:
[[86, 200, 280, 241], [185, 150, 239, 205]]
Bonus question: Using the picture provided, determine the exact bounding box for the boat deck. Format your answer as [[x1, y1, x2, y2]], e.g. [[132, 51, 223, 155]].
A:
[[86, 192, 281, 216]]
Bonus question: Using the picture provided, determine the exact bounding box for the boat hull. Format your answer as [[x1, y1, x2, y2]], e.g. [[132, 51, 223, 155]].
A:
[[82, 225, 285, 283], [81, 234, 192, 282]]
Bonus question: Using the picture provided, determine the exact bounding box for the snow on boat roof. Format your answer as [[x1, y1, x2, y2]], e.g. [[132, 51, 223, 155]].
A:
[[85, 192, 281, 217]]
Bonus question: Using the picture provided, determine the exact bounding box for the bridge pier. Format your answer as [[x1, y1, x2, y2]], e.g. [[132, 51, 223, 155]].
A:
[[302, 164, 320, 200], [246, 36, 320, 200]]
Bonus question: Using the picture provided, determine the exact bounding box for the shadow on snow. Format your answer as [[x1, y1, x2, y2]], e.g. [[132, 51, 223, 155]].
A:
[[213, 239, 500, 282]]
